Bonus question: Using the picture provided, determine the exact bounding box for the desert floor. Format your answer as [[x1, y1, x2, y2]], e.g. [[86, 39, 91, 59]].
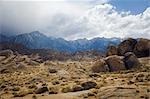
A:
[[0, 55, 150, 99]]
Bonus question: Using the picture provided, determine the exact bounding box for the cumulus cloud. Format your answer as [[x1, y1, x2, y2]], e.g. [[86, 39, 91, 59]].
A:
[[64, 4, 150, 40]]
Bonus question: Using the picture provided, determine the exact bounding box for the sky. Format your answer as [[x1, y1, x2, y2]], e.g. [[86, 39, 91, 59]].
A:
[[0, 0, 150, 40]]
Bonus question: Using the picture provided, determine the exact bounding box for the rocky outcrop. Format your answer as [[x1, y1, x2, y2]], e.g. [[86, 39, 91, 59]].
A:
[[124, 52, 141, 69], [134, 38, 150, 57], [106, 38, 150, 58], [106, 45, 118, 56], [92, 38, 149, 72], [105, 55, 126, 72], [92, 59, 109, 73], [91, 52, 143, 72], [0, 50, 13, 57], [118, 38, 137, 56]]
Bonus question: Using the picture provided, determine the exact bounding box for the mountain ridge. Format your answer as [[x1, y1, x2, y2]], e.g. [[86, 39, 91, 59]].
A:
[[0, 31, 121, 52]]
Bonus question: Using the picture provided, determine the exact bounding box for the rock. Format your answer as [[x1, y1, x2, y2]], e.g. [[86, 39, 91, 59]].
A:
[[0, 68, 10, 74], [49, 87, 58, 94], [28, 84, 37, 89], [32, 95, 37, 99], [49, 68, 57, 73], [134, 38, 150, 57], [12, 87, 20, 91], [35, 86, 48, 94], [16, 63, 26, 69], [89, 73, 101, 77], [118, 38, 137, 56], [97, 86, 137, 99], [13, 90, 28, 97], [27, 60, 39, 66], [81, 81, 97, 90], [106, 45, 118, 56], [124, 52, 141, 69], [92, 59, 109, 73], [61, 86, 72, 93], [72, 85, 83, 92], [51, 80, 59, 85], [105, 55, 126, 72], [0, 50, 13, 57]]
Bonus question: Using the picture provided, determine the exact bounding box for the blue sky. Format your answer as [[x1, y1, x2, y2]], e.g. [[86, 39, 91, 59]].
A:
[[0, 0, 150, 39], [109, 0, 150, 14]]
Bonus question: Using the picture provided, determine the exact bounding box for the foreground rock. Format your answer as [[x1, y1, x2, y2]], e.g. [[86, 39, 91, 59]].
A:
[[134, 38, 150, 57], [106, 45, 118, 56], [97, 86, 139, 99], [105, 55, 126, 72], [49, 68, 57, 73], [81, 81, 97, 90], [35, 86, 48, 94], [92, 59, 109, 73], [118, 38, 137, 56], [72, 85, 83, 92], [124, 52, 141, 69]]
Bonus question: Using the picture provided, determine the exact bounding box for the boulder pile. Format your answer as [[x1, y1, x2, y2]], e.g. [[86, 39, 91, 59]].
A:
[[92, 38, 150, 72], [106, 38, 150, 58], [92, 52, 141, 72]]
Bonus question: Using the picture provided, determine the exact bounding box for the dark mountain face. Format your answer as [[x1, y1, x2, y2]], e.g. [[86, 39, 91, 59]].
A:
[[0, 31, 121, 52], [0, 34, 10, 42]]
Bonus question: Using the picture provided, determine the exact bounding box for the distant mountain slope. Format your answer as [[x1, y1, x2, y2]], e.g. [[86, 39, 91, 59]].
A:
[[0, 34, 10, 42], [0, 31, 121, 52], [0, 42, 30, 54]]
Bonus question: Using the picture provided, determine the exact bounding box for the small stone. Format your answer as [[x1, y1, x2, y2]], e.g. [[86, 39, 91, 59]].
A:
[[35, 86, 48, 94], [61, 86, 72, 93], [49, 68, 57, 73], [49, 87, 58, 94], [12, 87, 20, 91]]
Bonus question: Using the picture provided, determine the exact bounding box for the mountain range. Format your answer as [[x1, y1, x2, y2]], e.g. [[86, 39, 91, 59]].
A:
[[0, 31, 121, 52]]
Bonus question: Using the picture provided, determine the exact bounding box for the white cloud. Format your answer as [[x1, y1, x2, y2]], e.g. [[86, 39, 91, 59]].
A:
[[0, 0, 109, 35], [64, 4, 150, 40]]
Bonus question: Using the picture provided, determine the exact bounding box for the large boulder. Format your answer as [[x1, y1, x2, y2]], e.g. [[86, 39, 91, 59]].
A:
[[0, 50, 13, 57], [81, 81, 97, 90], [124, 52, 141, 69], [133, 38, 150, 57], [106, 45, 118, 56], [105, 55, 126, 72], [118, 38, 137, 56], [92, 59, 109, 73]]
